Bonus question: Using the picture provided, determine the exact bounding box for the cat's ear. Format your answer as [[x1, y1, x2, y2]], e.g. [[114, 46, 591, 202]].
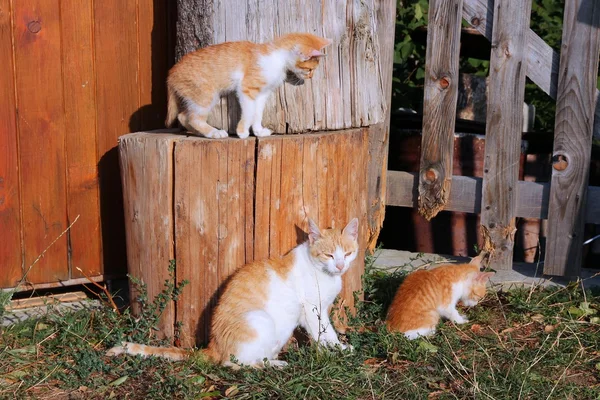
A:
[[308, 49, 326, 58], [475, 271, 495, 283], [317, 37, 333, 49], [307, 218, 322, 245], [342, 218, 359, 241]]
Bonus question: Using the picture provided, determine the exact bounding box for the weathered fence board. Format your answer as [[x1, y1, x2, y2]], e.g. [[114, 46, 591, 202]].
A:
[[463, 0, 600, 141], [480, 0, 532, 270], [61, 0, 102, 279], [14, 0, 68, 283], [544, 0, 600, 277], [119, 133, 177, 339], [0, 0, 22, 288], [418, 0, 464, 220], [387, 171, 600, 224]]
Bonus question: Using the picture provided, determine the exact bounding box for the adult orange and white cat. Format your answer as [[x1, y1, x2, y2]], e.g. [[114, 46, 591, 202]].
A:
[[166, 33, 331, 139], [107, 218, 358, 368], [386, 255, 494, 339]]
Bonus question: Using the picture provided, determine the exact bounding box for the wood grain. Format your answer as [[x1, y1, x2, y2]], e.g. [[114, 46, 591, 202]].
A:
[[174, 137, 256, 347], [366, 0, 396, 252], [544, 0, 600, 277], [463, 0, 600, 140], [94, 0, 139, 276], [418, 0, 464, 220], [119, 133, 178, 339], [178, 0, 386, 134], [13, 0, 68, 283], [0, 0, 23, 288], [60, 0, 102, 279], [480, 0, 532, 270], [255, 130, 368, 311]]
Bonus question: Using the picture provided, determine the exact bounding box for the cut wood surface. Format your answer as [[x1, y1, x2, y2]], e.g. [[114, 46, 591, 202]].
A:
[[480, 0, 532, 270], [13, 0, 68, 284], [119, 133, 178, 339], [418, 0, 464, 220], [387, 171, 600, 225], [0, 0, 22, 288], [120, 130, 368, 347], [177, 0, 386, 134], [544, 0, 600, 277]]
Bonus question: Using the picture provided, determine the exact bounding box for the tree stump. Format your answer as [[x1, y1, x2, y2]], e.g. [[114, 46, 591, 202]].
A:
[[119, 129, 368, 346]]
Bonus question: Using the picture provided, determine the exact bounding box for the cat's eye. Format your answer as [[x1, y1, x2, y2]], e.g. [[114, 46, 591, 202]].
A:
[[345, 252, 352, 257], [324, 253, 334, 259]]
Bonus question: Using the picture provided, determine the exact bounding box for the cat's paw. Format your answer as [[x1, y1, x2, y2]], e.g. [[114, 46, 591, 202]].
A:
[[237, 130, 250, 139], [206, 129, 229, 139], [453, 315, 469, 324], [253, 127, 273, 137], [106, 343, 127, 357], [265, 359, 288, 369], [340, 343, 354, 352]]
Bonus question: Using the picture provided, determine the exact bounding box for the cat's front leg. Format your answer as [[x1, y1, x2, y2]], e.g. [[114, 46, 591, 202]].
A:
[[251, 92, 273, 137], [440, 307, 469, 324], [301, 303, 346, 349], [236, 92, 256, 139]]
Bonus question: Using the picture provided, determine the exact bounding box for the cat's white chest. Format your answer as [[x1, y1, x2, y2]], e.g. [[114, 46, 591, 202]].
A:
[[257, 50, 290, 89]]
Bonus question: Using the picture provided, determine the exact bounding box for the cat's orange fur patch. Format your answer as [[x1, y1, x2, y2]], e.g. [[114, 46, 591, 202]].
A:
[[386, 258, 492, 335]]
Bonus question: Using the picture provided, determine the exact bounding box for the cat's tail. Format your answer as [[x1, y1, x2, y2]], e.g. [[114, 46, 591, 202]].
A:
[[165, 84, 179, 127], [106, 342, 216, 362]]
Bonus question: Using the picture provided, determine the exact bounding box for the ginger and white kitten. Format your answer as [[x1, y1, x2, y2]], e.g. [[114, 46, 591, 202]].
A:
[[385, 255, 494, 339], [107, 218, 359, 368], [165, 33, 331, 139]]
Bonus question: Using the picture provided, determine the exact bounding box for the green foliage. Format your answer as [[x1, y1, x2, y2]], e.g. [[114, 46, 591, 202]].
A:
[[2, 256, 600, 399]]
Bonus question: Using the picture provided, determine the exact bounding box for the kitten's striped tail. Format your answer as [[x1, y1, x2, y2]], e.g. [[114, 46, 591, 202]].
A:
[[106, 342, 215, 362], [165, 84, 178, 127]]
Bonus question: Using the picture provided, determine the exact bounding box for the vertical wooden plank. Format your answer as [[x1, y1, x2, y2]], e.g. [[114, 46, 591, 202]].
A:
[[94, 0, 139, 276], [119, 133, 177, 339], [175, 137, 256, 347], [138, 0, 168, 129], [366, 0, 396, 251], [13, 0, 68, 283], [480, 0, 532, 270], [417, 0, 463, 220], [0, 0, 23, 288], [544, 0, 600, 276], [60, 0, 102, 278]]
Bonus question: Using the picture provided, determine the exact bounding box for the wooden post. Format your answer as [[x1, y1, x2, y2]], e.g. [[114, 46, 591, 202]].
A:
[[480, 0, 532, 270], [366, 0, 396, 251], [544, 1, 600, 277], [418, 0, 463, 221]]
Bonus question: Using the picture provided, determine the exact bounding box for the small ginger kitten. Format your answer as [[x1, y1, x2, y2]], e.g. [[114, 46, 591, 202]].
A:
[[165, 33, 331, 139], [107, 218, 359, 368], [386, 255, 494, 339]]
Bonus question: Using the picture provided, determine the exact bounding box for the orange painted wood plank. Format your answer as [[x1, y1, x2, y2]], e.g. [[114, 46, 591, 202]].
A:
[[0, 0, 23, 288], [13, 0, 68, 283], [60, 0, 102, 278], [94, 0, 139, 276], [138, 0, 168, 129]]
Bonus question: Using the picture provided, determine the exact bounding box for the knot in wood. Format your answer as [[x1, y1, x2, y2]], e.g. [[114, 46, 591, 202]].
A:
[[470, 17, 481, 27], [27, 20, 42, 34], [552, 154, 568, 171], [423, 168, 438, 184], [439, 76, 450, 90]]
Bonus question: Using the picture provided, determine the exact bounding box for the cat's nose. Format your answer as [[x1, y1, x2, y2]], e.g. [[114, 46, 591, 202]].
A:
[[336, 263, 344, 271]]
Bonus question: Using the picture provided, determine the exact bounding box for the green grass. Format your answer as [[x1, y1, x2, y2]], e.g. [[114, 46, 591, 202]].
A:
[[1, 258, 600, 399]]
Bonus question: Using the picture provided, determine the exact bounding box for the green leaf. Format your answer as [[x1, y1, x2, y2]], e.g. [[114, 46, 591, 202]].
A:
[[108, 376, 128, 386], [579, 302, 596, 316], [418, 341, 438, 353], [415, 67, 425, 80], [414, 4, 423, 21], [199, 391, 221, 398]]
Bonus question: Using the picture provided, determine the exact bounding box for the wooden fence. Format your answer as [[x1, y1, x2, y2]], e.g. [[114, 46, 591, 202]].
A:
[[387, 0, 600, 276], [0, 0, 173, 290]]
